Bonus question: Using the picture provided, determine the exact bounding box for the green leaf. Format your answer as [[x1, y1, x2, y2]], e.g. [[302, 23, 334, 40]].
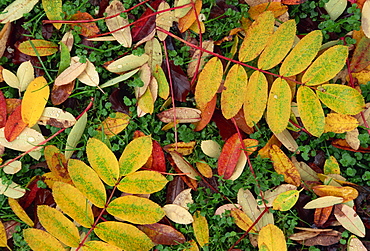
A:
[[57, 42, 71, 75], [86, 137, 119, 186], [272, 190, 299, 211], [324, 156, 340, 175], [37, 205, 80, 247], [302, 45, 348, 86], [266, 78, 292, 134], [297, 86, 325, 137], [107, 195, 165, 224], [119, 135, 152, 176], [153, 64, 170, 99], [195, 57, 223, 111], [258, 20, 296, 70], [238, 11, 275, 62], [316, 84, 365, 115], [68, 159, 107, 208], [52, 182, 94, 228], [221, 64, 248, 119], [244, 71, 268, 127], [280, 30, 323, 76], [65, 112, 87, 159], [117, 170, 168, 194], [94, 221, 154, 251], [23, 229, 65, 251]]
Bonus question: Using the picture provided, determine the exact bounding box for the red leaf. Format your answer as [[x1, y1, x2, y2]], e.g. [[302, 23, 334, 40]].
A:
[[69, 12, 100, 37], [137, 223, 186, 245], [162, 60, 190, 102], [211, 109, 241, 141], [149, 140, 166, 172], [0, 90, 7, 127], [109, 88, 130, 115], [350, 36, 370, 73], [166, 176, 185, 204], [217, 133, 242, 179], [131, 0, 162, 42], [4, 104, 27, 142]]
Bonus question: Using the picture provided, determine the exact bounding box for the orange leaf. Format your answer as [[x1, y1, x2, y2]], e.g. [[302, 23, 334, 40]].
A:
[[69, 11, 100, 37], [269, 145, 301, 186], [178, 0, 202, 33], [217, 133, 242, 179], [0, 90, 7, 128], [313, 185, 358, 202], [248, 2, 288, 20], [194, 94, 216, 132], [163, 141, 196, 156], [44, 145, 73, 184], [314, 206, 333, 227], [4, 104, 27, 142]]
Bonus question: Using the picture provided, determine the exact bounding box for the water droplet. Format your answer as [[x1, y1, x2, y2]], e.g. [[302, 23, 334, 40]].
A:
[[117, 65, 122, 69], [274, 95, 278, 99], [28, 137, 35, 143]]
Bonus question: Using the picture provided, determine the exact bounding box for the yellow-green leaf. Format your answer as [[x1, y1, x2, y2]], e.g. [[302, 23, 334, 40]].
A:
[[8, 198, 34, 227], [316, 84, 365, 115], [324, 113, 359, 133], [37, 205, 80, 247], [18, 40, 58, 56], [272, 190, 299, 211], [258, 224, 287, 251], [106, 54, 149, 73], [195, 57, 223, 111], [65, 112, 87, 159], [83, 241, 122, 251], [266, 78, 292, 134], [297, 86, 325, 137], [23, 228, 65, 251], [119, 135, 152, 176], [239, 11, 274, 62], [21, 76, 49, 127], [107, 195, 164, 224], [94, 221, 154, 251], [86, 137, 119, 186], [244, 71, 268, 127], [52, 182, 94, 228], [42, 0, 63, 30], [137, 87, 154, 114], [0, 221, 8, 249], [302, 45, 348, 86], [193, 211, 209, 247], [280, 30, 323, 76], [258, 20, 296, 70], [221, 64, 248, 119], [117, 170, 168, 194], [153, 64, 169, 99], [68, 159, 107, 208], [324, 156, 340, 175]]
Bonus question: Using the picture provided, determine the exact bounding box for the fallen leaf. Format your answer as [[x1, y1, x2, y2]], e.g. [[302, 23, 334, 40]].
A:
[[8, 198, 33, 226], [314, 206, 333, 227], [23, 228, 65, 251], [69, 11, 100, 37], [4, 104, 27, 142], [51, 81, 75, 105], [272, 189, 300, 211], [65, 112, 87, 159], [187, 40, 214, 78], [105, 0, 131, 47], [42, 0, 63, 29], [348, 235, 367, 251], [0, 22, 11, 58], [345, 128, 360, 150], [217, 133, 242, 179], [164, 141, 196, 156], [362, 0, 370, 38], [0, 0, 38, 23], [230, 208, 257, 233], [324, 113, 359, 133], [313, 185, 358, 202], [2, 160, 21, 174], [323, 156, 340, 175], [173, 188, 193, 209], [137, 223, 186, 245], [303, 196, 344, 209], [163, 204, 194, 224], [54, 59, 87, 86], [71, 57, 100, 88], [156, 2, 176, 41], [257, 184, 298, 208], [18, 39, 58, 56], [258, 224, 287, 251], [38, 107, 76, 128], [193, 211, 209, 247], [0, 177, 25, 198], [169, 151, 198, 180], [106, 54, 149, 73], [334, 204, 365, 237], [178, 0, 202, 33], [274, 129, 299, 152], [196, 161, 213, 178], [157, 107, 201, 123], [249, 3, 288, 20], [96, 112, 130, 137], [200, 140, 221, 158]]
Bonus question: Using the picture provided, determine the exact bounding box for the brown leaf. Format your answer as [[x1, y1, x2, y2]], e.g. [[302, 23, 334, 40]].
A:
[[294, 230, 341, 246], [69, 11, 100, 37], [157, 107, 201, 123], [51, 81, 75, 105], [217, 133, 242, 179], [105, 0, 131, 47], [144, 140, 166, 173], [0, 22, 11, 59], [4, 104, 27, 142], [314, 206, 333, 227], [137, 223, 186, 245]]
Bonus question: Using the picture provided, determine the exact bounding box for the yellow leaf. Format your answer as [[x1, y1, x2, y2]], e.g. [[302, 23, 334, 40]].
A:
[[117, 170, 168, 194], [324, 156, 340, 175], [280, 30, 323, 77], [164, 141, 196, 155], [42, 0, 63, 30], [94, 221, 154, 251], [272, 190, 299, 211], [86, 138, 119, 186], [107, 195, 164, 224], [163, 204, 194, 224], [244, 71, 268, 127], [266, 78, 292, 134], [105, 0, 131, 47], [0, 220, 8, 249], [37, 205, 80, 247], [269, 145, 301, 186], [96, 112, 130, 137], [258, 20, 296, 70], [68, 159, 107, 208], [324, 113, 359, 133], [8, 198, 33, 227], [23, 228, 65, 251], [153, 64, 169, 99], [174, 0, 192, 18], [239, 11, 274, 62], [297, 86, 325, 137], [193, 211, 209, 247], [230, 208, 257, 233], [221, 64, 248, 119], [302, 45, 348, 86], [18, 39, 58, 56], [0, 0, 38, 23], [195, 57, 223, 111], [119, 135, 152, 176], [188, 19, 205, 34], [248, 2, 288, 20], [258, 224, 287, 251], [184, 240, 200, 251], [52, 182, 94, 228], [313, 185, 358, 203], [196, 161, 213, 178], [316, 84, 365, 115], [137, 87, 154, 114], [21, 76, 49, 127], [83, 240, 122, 251], [178, 0, 202, 33]]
